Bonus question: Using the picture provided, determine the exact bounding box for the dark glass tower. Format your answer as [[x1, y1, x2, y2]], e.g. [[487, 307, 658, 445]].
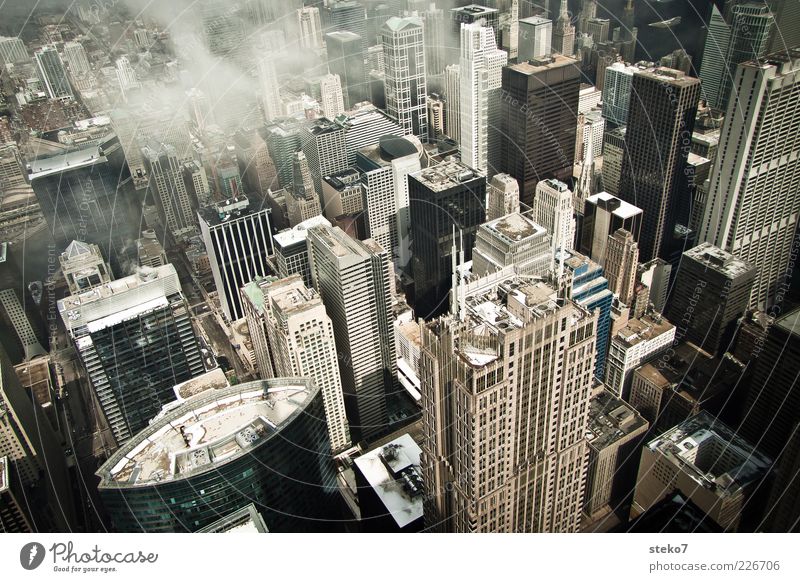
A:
[[325, 31, 368, 109]]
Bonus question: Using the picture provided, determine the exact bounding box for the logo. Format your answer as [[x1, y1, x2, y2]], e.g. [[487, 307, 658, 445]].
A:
[[20, 542, 46, 570]]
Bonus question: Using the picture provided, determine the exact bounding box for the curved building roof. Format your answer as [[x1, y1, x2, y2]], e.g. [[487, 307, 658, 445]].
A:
[[97, 377, 319, 489]]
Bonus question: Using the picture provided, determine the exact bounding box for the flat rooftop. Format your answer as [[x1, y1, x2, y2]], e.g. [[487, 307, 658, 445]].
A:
[[775, 307, 800, 337], [614, 313, 675, 348], [173, 368, 229, 401], [272, 215, 332, 249], [28, 144, 107, 179], [586, 191, 642, 220], [587, 390, 648, 451], [98, 378, 317, 488], [353, 433, 423, 528], [636, 66, 701, 88], [198, 195, 266, 227], [411, 159, 481, 192], [483, 212, 546, 243], [647, 411, 771, 496], [684, 242, 755, 279], [509, 54, 578, 75], [197, 504, 269, 533]]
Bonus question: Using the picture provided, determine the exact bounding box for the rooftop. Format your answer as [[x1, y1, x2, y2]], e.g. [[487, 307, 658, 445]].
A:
[[636, 66, 701, 88], [586, 390, 648, 451], [451, 5, 499, 16], [483, 212, 546, 243], [173, 368, 230, 401], [198, 195, 267, 227], [647, 411, 771, 496], [272, 215, 332, 250], [411, 159, 481, 192], [614, 313, 675, 348], [28, 144, 107, 179], [586, 191, 642, 220], [97, 378, 317, 488], [684, 242, 755, 279], [509, 54, 577, 75], [353, 433, 424, 528], [775, 307, 800, 337], [197, 504, 269, 533]]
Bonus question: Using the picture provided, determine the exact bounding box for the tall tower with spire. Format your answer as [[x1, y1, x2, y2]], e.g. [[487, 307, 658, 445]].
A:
[[552, 0, 575, 57], [619, 0, 637, 62]]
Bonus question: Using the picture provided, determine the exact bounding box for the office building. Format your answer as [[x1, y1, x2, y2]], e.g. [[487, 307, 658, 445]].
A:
[[62, 41, 89, 76], [698, 3, 775, 111], [356, 135, 421, 269], [0, 36, 28, 65], [298, 6, 323, 49], [444, 64, 461, 142], [136, 231, 167, 269], [532, 178, 575, 256], [59, 240, 112, 295], [97, 378, 337, 532], [699, 50, 800, 309], [472, 212, 552, 277], [353, 433, 424, 532], [600, 126, 625, 196], [409, 160, 486, 319], [559, 250, 614, 380], [666, 243, 755, 355], [257, 56, 282, 123], [632, 412, 770, 532], [458, 23, 507, 174], [300, 118, 349, 196], [272, 215, 332, 288], [740, 307, 800, 459], [201, 0, 246, 61], [486, 173, 519, 221], [322, 1, 368, 51], [580, 192, 642, 266], [241, 275, 351, 452], [325, 31, 368, 108], [335, 104, 407, 165], [115, 56, 140, 98], [266, 118, 303, 189], [428, 93, 446, 140], [0, 144, 26, 192], [198, 195, 274, 323], [552, 0, 575, 57], [423, 4, 448, 75], [307, 226, 396, 442], [421, 273, 597, 532], [319, 73, 345, 119], [584, 390, 648, 520], [321, 168, 365, 222], [618, 68, 700, 262], [601, 62, 646, 127], [142, 142, 196, 239], [604, 313, 675, 399], [518, 17, 551, 61], [450, 4, 500, 40], [58, 264, 204, 444], [605, 229, 638, 306], [0, 456, 32, 532], [0, 243, 47, 363], [34, 45, 73, 100], [500, 56, 581, 206], [286, 152, 323, 227], [629, 342, 744, 433], [382, 17, 428, 140]]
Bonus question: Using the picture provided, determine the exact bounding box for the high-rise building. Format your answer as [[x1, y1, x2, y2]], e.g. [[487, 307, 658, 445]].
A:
[[307, 226, 396, 442], [500, 56, 581, 206], [421, 272, 597, 532], [559, 249, 614, 379], [286, 152, 323, 227], [115, 56, 140, 98], [382, 16, 428, 140], [472, 212, 552, 277], [59, 240, 113, 295], [97, 377, 337, 532], [62, 41, 90, 76], [604, 313, 675, 399], [486, 173, 520, 221], [577, 0, 597, 34], [444, 64, 461, 141], [427, 93, 446, 140], [266, 118, 303, 188], [699, 3, 775, 111], [450, 4, 500, 40], [618, 68, 700, 262], [325, 31, 368, 108], [423, 4, 448, 76], [257, 56, 282, 123], [0, 243, 47, 364], [600, 126, 626, 196], [241, 275, 351, 452], [699, 50, 800, 309], [666, 243, 755, 355], [356, 136, 421, 269], [201, 0, 246, 60], [0, 144, 26, 193], [0, 36, 28, 65], [58, 264, 204, 444], [198, 196, 274, 323], [272, 216, 332, 288], [518, 17, 551, 61], [532, 178, 575, 256], [334, 103, 407, 165], [142, 143, 196, 239], [300, 118, 349, 196], [458, 23, 507, 174], [580, 192, 642, 266], [409, 160, 486, 319], [34, 45, 73, 100], [632, 412, 770, 532], [29, 136, 139, 270], [298, 6, 324, 49], [552, 0, 575, 57], [605, 229, 639, 306], [585, 17, 609, 44], [322, 1, 368, 51], [601, 62, 643, 127], [0, 456, 32, 532], [319, 73, 346, 118]]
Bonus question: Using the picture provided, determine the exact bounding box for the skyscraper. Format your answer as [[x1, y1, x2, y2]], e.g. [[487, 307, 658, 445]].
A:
[[257, 56, 282, 123], [300, 118, 349, 196], [421, 273, 597, 532], [500, 56, 581, 206], [666, 243, 756, 356], [532, 178, 575, 257], [115, 56, 140, 98], [409, 159, 486, 319], [34, 45, 73, 100], [241, 275, 351, 452], [297, 6, 323, 48], [0, 36, 28, 65], [382, 16, 428, 140], [444, 64, 461, 142], [605, 229, 639, 306], [699, 50, 800, 309], [62, 41, 90, 76], [325, 31, 368, 108], [58, 264, 204, 445], [97, 378, 337, 532], [0, 243, 47, 364], [552, 0, 575, 57], [142, 142, 197, 239], [322, 1, 368, 51], [307, 226, 396, 442], [618, 68, 700, 262], [486, 173, 520, 221], [472, 212, 552, 277], [458, 23, 507, 174], [518, 17, 552, 61], [198, 196, 274, 322], [579, 192, 643, 266], [319, 73, 345, 118], [286, 151, 323, 227]]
